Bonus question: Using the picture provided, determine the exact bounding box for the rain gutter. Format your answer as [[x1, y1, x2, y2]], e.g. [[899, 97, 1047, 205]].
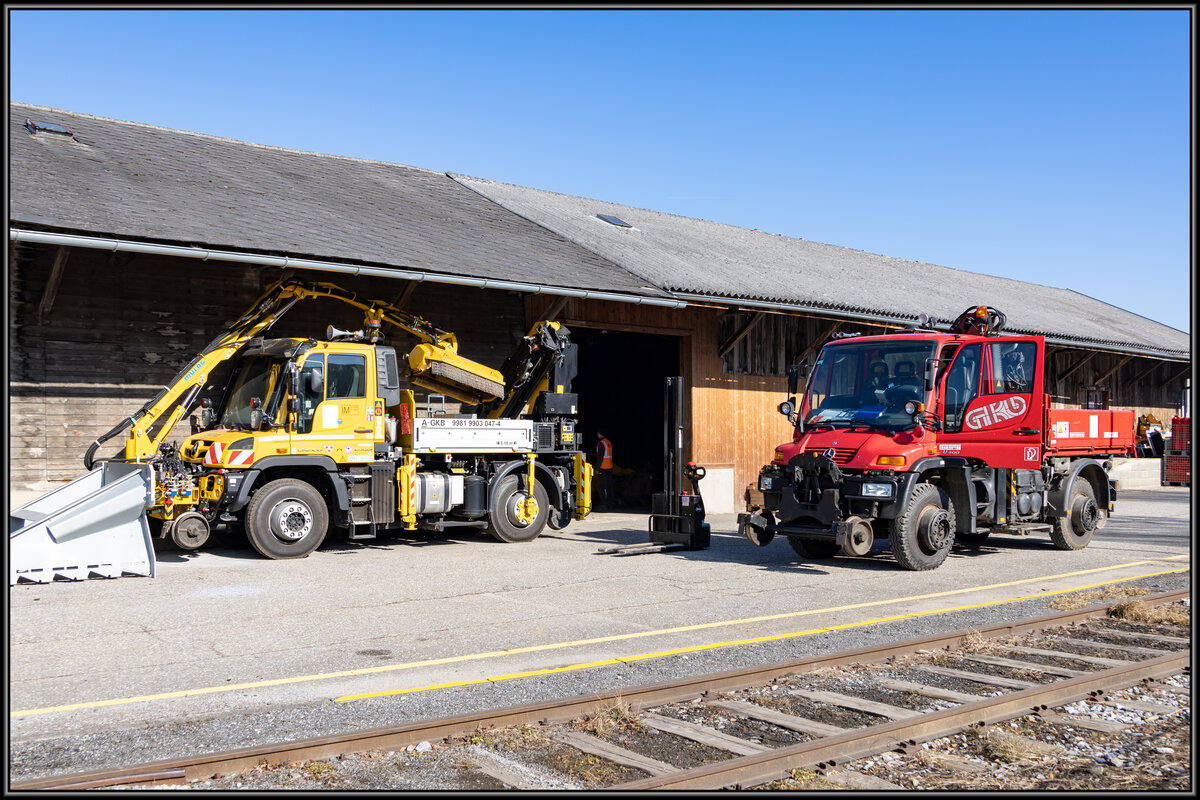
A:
[[8, 228, 688, 309]]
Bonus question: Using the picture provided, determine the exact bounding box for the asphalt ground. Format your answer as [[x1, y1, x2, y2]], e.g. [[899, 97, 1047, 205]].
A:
[[8, 487, 1192, 768]]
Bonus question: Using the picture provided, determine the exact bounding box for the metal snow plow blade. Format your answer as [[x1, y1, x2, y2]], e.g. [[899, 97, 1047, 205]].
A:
[[10, 462, 156, 585]]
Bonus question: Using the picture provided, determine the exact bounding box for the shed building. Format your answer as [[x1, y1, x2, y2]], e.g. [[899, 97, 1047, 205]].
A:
[[9, 102, 1190, 511]]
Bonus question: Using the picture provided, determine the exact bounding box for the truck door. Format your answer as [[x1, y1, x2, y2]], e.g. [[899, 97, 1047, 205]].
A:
[[936, 338, 1043, 468], [292, 349, 378, 464]]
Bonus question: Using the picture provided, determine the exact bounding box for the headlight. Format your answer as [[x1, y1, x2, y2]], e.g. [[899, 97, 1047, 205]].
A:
[[759, 475, 776, 491], [861, 482, 894, 498]]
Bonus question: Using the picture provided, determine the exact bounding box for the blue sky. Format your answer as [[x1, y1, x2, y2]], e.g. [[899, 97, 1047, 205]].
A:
[[8, 8, 1192, 332]]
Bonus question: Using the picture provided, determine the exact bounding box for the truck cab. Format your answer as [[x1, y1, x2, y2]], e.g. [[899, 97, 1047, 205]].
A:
[[740, 306, 1133, 571]]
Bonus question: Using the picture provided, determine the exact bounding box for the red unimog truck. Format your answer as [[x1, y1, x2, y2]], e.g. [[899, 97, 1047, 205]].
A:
[[738, 305, 1136, 570]]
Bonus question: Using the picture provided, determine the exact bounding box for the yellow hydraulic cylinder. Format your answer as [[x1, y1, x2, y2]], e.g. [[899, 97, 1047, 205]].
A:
[[574, 452, 593, 519], [399, 454, 418, 530]]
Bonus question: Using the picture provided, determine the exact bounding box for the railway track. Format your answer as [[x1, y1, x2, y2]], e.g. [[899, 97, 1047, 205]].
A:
[[11, 589, 1190, 791]]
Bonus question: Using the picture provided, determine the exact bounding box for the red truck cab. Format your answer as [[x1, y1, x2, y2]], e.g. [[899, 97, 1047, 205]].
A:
[[740, 306, 1134, 571]]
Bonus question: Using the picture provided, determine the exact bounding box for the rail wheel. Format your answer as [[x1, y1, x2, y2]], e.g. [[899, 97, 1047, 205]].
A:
[[488, 475, 549, 543], [170, 511, 211, 551], [788, 537, 840, 559], [890, 482, 956, 571], [1050, 478, 1101, 550], [245, 478, 329, 559]]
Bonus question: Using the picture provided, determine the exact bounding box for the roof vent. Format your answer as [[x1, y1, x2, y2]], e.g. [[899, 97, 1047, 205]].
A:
[[596, 213, 632, 228], [25, 118, 76, 141]]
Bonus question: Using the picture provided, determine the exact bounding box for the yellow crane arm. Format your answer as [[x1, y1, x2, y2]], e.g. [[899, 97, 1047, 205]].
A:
[[86, 281, 308, 468], [85, 278, 510, 469]]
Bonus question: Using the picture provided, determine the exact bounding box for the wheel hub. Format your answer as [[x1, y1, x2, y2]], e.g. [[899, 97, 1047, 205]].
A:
[[917, 508, 953, 552], [1072, 496, 1100, 534], [271, 501, 313, 541], [506, 493, 538, 527], [841, 519, 874, 556], [171, 512, 210, 550]]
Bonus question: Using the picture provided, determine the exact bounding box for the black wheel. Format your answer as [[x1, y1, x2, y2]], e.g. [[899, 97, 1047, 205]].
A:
[[547, 506, 572, 531], [245, 478, 329, 559], [488, 475, 550, 543], [890, 482, 956, 570], [1050, 479, 1101, 551], [170, 512, 210, 551], [788, 537, 840, 559]]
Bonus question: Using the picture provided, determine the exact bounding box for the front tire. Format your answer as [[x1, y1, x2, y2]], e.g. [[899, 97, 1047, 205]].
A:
[[245, 478, 329, 559], [488, 475, 550, 543], [890, 482, 956, 571], [1050, 479, 1101, 550]]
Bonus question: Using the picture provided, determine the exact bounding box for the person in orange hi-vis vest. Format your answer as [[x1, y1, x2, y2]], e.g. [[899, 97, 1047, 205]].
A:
[[594, 432, 615, 510]]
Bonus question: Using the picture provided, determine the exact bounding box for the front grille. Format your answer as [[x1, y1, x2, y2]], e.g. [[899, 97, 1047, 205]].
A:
[[803, 446, 858, 464]]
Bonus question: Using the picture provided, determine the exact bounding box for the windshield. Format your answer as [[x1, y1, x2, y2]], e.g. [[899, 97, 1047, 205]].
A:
[[219, 355, 289, 430], [800, 339, 937, 432]]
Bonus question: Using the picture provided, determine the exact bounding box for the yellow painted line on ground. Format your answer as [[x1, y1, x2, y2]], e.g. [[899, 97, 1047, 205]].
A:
[[12, 558, 1188, 717], [336, 564, 1189, 700]]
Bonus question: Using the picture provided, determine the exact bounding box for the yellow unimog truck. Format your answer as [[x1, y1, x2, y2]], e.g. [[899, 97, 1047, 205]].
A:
[[11, 279, 591, 582]]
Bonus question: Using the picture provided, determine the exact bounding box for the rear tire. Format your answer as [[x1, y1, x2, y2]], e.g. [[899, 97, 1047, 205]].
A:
[[1050, 479, 1100, 550], [245, 478, 329, 559], [890, 482, 955, 571], [488, 475, 549, 543]]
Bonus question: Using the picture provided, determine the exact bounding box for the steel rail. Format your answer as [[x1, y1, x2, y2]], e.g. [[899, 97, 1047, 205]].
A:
[[618, 649, 1191, 790], [10, 588, 1188, 791]]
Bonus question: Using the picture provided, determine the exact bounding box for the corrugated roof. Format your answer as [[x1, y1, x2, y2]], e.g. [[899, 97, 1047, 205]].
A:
[[8, 102, 669, 300], [8, 102, 1188, 360], [452, 175, 1190, 359]]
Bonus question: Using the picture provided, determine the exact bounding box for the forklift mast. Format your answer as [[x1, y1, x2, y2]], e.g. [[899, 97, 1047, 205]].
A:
[[649, 376, 710, 549]]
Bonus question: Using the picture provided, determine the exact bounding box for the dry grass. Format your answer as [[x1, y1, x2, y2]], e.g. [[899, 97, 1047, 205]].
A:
[[968, 728, 1063, 764], [490, 723, 551, 749], [1048, 586, 1149, 611], [959, 630, 1012, 654], [580, 698, 645, 737], [1107, 599, 1191, 626], [546, 748, 625, 783], [757, 768, 851, 791]]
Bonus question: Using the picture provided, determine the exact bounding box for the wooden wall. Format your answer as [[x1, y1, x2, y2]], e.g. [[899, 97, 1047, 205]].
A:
[[9, 241, 525, 487], [529, 297, 1190, 512]]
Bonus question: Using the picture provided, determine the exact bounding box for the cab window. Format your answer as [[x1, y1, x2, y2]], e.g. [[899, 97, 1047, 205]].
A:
[[327, 354, 366, 399], [943, 343, 982, 433], [986, 341, 1036, 394], [297, 355, 324, 434]]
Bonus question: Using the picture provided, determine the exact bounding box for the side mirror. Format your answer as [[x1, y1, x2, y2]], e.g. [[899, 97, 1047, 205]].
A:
[[924, 358, 938, 393], [310, 369, 324, 394], [786, 363, 809, 396]]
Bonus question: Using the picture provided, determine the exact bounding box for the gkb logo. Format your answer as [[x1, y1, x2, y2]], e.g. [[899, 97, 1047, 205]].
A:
[[965, 396, 1027, 430]]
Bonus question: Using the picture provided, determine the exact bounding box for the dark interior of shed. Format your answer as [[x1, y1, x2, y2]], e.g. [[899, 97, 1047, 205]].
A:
[[569, 327, 681, 510]]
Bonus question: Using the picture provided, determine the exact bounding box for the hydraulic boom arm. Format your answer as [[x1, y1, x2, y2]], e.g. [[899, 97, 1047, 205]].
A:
[[86, 278, 567, 469]]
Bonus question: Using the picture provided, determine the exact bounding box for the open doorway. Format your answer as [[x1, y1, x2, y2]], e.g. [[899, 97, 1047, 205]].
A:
[[570, 327, 681, 510]]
